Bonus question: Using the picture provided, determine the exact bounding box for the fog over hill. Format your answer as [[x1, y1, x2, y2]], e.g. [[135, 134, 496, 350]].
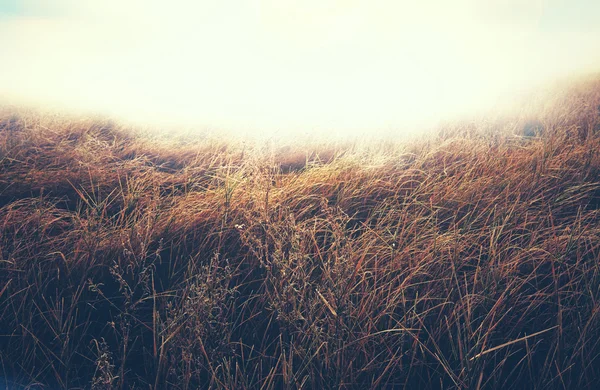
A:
[[1, 0, 600, 138]]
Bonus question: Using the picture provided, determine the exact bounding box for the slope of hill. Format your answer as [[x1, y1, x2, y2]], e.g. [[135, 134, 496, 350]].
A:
[[1, 79, 600, 389]]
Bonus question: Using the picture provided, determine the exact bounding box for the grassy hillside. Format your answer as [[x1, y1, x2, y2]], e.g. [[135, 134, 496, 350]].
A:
[[1, 78, 600, 389]]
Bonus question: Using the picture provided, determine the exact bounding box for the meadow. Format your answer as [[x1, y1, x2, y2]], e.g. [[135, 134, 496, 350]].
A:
[[1, 77, 600, 389]]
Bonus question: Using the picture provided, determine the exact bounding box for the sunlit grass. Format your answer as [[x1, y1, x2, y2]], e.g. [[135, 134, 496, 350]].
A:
[[0, 78, 600, 388]]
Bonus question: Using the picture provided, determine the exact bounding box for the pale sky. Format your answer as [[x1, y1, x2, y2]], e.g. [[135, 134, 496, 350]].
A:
[[1, 0, 599, 138]]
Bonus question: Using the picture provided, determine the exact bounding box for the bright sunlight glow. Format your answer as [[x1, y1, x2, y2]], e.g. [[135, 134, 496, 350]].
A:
[[1, 0, 600, 138]]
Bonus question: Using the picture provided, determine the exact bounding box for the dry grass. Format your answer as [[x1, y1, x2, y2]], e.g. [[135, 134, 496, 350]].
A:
[[1, 78, 600, 389]]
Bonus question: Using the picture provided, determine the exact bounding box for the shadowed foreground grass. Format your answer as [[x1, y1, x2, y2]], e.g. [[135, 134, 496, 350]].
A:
[[1, 79, 600, 389]]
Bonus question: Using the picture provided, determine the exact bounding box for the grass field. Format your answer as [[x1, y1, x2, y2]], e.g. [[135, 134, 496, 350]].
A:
[[1, 77, 600, 389]]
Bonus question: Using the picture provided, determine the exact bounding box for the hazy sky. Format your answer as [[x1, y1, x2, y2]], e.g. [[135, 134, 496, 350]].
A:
[[1, 0, 599, 137]]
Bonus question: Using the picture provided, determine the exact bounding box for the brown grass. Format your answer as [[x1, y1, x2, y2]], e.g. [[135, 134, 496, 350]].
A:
[[1, 77, 600, 389]]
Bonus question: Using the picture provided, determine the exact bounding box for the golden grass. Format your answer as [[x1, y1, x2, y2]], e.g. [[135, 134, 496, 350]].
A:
[[1, 78, 600, 389]]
